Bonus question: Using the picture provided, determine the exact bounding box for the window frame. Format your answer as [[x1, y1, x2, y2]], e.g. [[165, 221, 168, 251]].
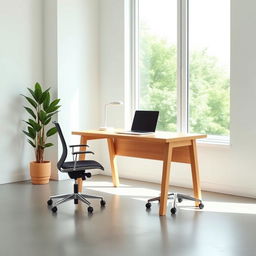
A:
[[130, 0, 230, 145]]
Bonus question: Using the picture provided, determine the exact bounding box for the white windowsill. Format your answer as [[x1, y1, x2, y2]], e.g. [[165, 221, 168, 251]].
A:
[[197, 135, 231, 149]]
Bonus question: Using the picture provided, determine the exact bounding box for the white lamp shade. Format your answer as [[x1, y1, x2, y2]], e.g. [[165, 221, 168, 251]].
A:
[[99, 100, 123, 130], [107, 101, 123, 105]]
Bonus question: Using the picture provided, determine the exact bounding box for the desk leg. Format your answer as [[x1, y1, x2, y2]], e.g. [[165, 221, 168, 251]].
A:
[[107, 138, 120, 187], [189, 140, 202, 206], [159, 143, 173, 216], [78, 136, 88, 193]]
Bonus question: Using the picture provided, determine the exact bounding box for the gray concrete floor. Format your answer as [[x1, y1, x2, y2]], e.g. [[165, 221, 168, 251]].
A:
[[1, 175, 256, 256]]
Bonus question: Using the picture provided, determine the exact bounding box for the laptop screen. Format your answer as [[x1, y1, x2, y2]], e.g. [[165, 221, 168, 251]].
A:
[[131, 110, 159, 132]]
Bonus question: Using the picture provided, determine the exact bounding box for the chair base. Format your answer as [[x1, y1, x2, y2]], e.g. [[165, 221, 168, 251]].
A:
[[145, 192, 204, 214], [47, 183, 106, 213]]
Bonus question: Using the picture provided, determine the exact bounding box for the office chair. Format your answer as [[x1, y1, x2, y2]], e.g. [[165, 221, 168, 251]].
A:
[[47, 122, 106, 213], [145, 193, 204, 214]]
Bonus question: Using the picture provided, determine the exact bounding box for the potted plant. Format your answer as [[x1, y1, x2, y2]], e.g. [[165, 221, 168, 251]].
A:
[[22, 82, 61, 184]]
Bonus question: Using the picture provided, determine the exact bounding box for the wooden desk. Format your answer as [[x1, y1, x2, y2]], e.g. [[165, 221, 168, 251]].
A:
[[72, 130, 206, 216]]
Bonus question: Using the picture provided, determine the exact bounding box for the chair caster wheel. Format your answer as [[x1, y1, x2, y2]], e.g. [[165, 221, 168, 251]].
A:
[[145, 202, 151, 209], [52, 206, 57, 213], [47, 199, 53, 206], [199, 203, 204, 209], [100, 200, 106, 207], [178, 198, 183, 203], [74, 199, 78, 204], [88, 206, 93, 213], [170, 207, 177, 214], [86, 173, 92, 178]]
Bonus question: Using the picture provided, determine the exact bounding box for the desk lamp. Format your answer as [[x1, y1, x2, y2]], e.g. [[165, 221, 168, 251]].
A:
[[99, 101, 123, 131]]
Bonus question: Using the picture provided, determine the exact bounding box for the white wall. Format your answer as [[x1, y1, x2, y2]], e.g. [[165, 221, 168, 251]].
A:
[[44, 0, 101, 179], [99, 0, 256, 198], [58, 0, 100, 131], [57, 0, 101, 178], [0, 0, 101, 183], [0, 0, 44, 183], [44, 0, 59, 180]]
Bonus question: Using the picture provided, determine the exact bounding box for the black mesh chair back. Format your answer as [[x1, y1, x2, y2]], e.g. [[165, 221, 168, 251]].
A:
[[53, 121, 67, 171]]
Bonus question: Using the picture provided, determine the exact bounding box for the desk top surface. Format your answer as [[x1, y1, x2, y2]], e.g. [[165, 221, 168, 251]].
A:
[[72, 130, 206, 143]]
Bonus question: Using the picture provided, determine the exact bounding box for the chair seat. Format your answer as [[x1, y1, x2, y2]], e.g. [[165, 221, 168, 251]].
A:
[[62, 160, 104, 172]]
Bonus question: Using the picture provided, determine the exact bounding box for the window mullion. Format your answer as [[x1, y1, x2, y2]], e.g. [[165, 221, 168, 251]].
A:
[[177, 0, 188, 133], [131, 0, 139, 123]]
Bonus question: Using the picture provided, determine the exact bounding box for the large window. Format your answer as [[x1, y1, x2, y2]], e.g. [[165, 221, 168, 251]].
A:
[[133, 0, 230, 142], [137, 0, 177, 131]]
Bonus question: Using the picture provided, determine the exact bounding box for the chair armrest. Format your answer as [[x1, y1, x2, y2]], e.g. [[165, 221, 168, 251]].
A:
[[69, 144, 89, 148], [72, 151, 94, 155]]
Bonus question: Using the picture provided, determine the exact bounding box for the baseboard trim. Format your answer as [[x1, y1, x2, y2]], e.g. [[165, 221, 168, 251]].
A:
[[0, 173, 30, 184], [2, 170, 254, 199], [0, 169, 101, 184]]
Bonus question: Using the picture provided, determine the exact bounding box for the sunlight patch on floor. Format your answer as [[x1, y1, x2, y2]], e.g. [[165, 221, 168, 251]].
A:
[[84, 181, 160, 197], [83, 181, 129, 187], [180, 201, 256, 215], [83, 181, 256, 215]]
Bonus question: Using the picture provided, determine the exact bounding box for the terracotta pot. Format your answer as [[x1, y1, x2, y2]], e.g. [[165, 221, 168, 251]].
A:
[[30, 161, 51, 185]]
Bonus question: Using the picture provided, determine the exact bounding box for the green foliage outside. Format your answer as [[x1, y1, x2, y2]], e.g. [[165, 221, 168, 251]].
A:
[[139, 33, 230, 136]]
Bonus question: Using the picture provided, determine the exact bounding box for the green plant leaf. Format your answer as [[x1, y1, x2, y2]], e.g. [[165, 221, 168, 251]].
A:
[[40, 88, 50, 104], [43, 92, 50, 111], [34, 82, 42, 103], [38, 110, 47, 123], [28, 126, 36, 139], [28, 139, 36, 148], [44, 117, 51, 125], [43, 111, 58, 126], [46, 111, 58, 120], [43, 143, 53, 148], [24, 107, 36, 119], [46, 127, 57, 137], [41, 110, 55, 125], [21, 95, 37, 109], [46, 105, 60, 114], [28, 119, 41, 132], [23, 120, 33, 128], [23, 130, 35, 140], [27, 88, 37, 101], [46, 99, 60, 113]]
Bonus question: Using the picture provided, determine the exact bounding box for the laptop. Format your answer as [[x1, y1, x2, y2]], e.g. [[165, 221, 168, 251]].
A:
[[117, 110, 159, 135]]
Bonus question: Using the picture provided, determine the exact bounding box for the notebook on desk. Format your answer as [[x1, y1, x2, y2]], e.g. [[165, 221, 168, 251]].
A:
[[116, 110, 159, 135]]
